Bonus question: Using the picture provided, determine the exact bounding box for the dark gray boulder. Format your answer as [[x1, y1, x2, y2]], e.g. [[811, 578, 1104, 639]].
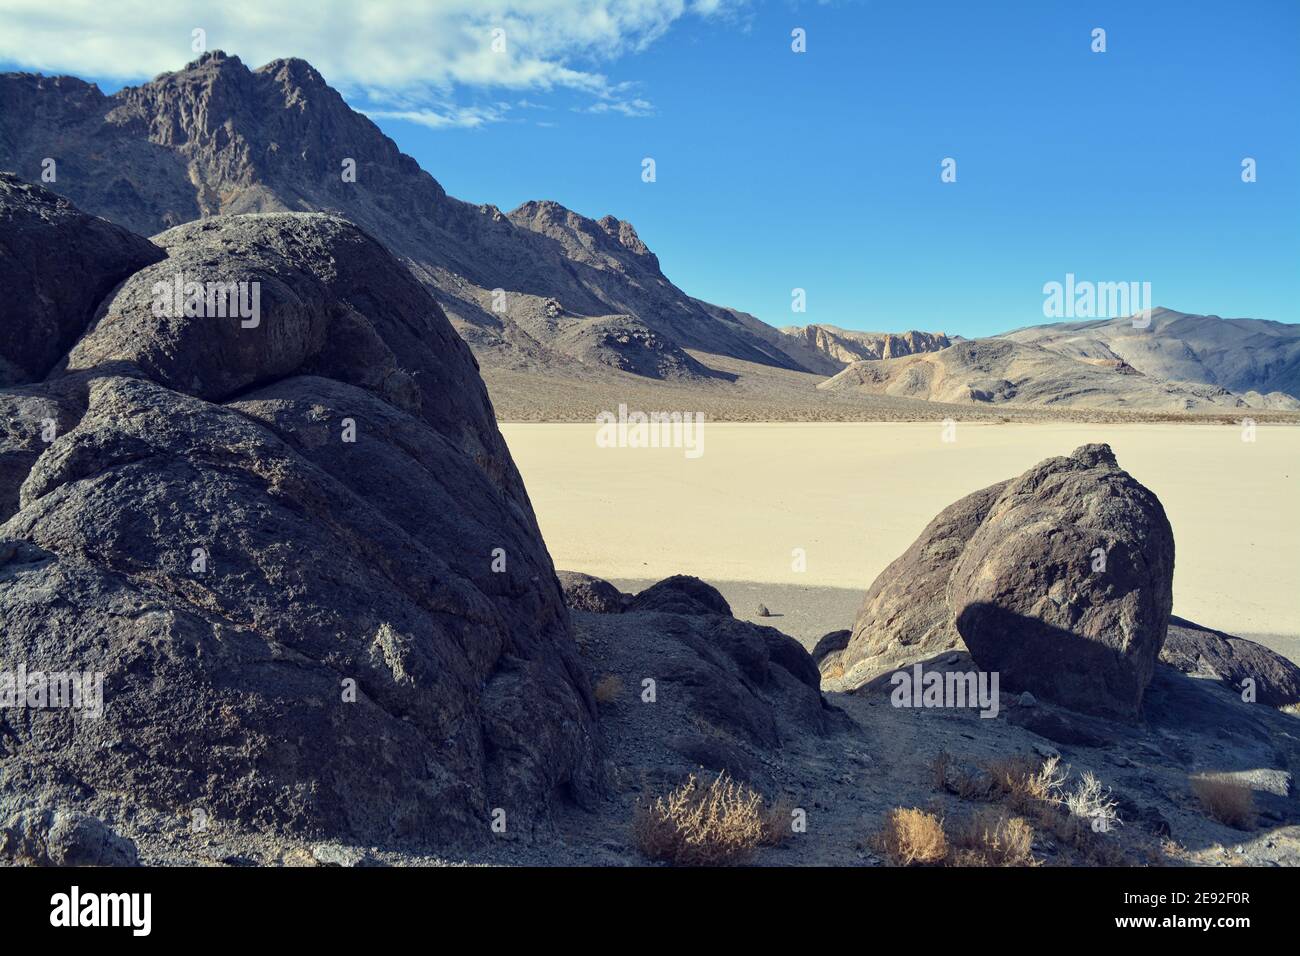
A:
[[0, 208, 600, 848], [626, 575, 732, 617], [46, 811, 141, 866], [0, 173, 165, 386], [948, 444, 1175, 719], [0, 807, 139, 866], [556, 570, 628, 614], [593, 574, 840, 753], [0, 380, 85, 522], [1159, 617, 1300, 708], [625, 610, 839, 749], [826, 480, 1008, 688], [811, 629, 850, 667]]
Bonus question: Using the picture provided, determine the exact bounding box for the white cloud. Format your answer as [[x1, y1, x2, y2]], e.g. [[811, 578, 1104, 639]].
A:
[[0, 0, 745, 125], [363, 106, 509, 130], [581, 98, 656, 117]]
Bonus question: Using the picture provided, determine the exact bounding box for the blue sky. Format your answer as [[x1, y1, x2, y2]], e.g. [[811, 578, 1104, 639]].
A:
[[2, 0, 1297, 337]]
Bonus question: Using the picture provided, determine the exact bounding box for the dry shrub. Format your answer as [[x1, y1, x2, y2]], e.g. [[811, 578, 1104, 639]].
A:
[[950, 808, 1037, 867], [985, 753, 1066, 811], [936, 751, 1136, 863], [1190, 774, 1256, 830], [1065, 770, 1120, 829], [593, 674, 623, 704], [633, 772, 771, 865], [877, 807, 948, 866]]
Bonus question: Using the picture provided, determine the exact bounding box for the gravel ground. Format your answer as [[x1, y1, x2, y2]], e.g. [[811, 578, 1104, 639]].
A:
[[104, 610, 1300, 868]]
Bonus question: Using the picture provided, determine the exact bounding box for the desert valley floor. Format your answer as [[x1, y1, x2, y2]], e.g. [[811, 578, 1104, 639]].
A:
[[502, 422, 1300, 665]]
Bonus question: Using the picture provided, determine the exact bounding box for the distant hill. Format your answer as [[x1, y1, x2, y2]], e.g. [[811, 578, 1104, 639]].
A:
[[818, 337, 1300, 411], [781, 325, 952, 370], [1000, 308, 1300, 400]]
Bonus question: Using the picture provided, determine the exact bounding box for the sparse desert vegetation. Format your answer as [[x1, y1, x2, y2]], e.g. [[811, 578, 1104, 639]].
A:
[[1190, 774, 1256, 830], [949, 808, 1038, 867], [876, 805, 1037, 867], [632, 772, 788, 865], [877, 808, 949, 866], [928, 751, 1129, 865]]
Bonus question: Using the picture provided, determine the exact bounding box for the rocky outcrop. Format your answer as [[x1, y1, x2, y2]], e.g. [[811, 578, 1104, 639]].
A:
[[626, 575, 733, 617], [0, 381, 84, 522], [553, 316, 726, 380], [577, 575, 843, 779], [781, 325, 952, 368], [0, 808, 139, 866], [0, 173, 164, 386], [1159, 617, 1300, 707], [810, 629, 851, 668], [948, 444, 1175, 719], [0, 185, 600, 850], [832, 444, 1175, 720], [556, 571, 628, 614]]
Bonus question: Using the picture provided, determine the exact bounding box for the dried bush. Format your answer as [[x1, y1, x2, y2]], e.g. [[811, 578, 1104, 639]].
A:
[[633, 772, 771, 865], [877, 807, 948, 866], [950, 808, 1037, 867], [1190, 774, 1256, 830]]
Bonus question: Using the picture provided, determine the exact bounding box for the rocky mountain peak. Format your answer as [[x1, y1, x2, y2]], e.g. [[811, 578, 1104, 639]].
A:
[[257, 56, 329, 90], [598, 214, 653, 259], [0, 54, 857, 381]]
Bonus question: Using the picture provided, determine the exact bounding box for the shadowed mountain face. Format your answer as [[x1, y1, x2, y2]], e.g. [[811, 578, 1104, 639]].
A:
[[0, 52, 814, 381]]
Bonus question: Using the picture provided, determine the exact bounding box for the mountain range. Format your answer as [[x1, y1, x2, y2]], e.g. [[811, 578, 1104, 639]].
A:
[[2, 52, 1297, 417]]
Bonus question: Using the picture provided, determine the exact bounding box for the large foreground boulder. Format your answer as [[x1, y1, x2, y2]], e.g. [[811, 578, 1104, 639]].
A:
[[0, 189, 600, 849], [832, 444, 1175, 720], [948, 444, 1174, 719], [0, 173, 164, 386]]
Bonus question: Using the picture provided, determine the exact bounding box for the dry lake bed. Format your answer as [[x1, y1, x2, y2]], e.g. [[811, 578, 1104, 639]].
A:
[[502, 422, 1300, 662]]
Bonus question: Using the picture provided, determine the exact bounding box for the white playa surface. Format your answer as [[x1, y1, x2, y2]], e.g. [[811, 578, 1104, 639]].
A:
[[502, 422, 1300, 662]]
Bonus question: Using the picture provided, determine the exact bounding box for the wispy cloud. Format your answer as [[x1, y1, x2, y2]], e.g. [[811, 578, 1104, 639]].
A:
[[363, 106, 510, 130], [581, 98, 656, 118], [0, 0, 746, 126]]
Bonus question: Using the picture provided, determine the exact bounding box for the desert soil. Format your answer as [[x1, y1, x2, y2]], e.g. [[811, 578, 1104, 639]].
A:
[[502, 422, 1300, 663]]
